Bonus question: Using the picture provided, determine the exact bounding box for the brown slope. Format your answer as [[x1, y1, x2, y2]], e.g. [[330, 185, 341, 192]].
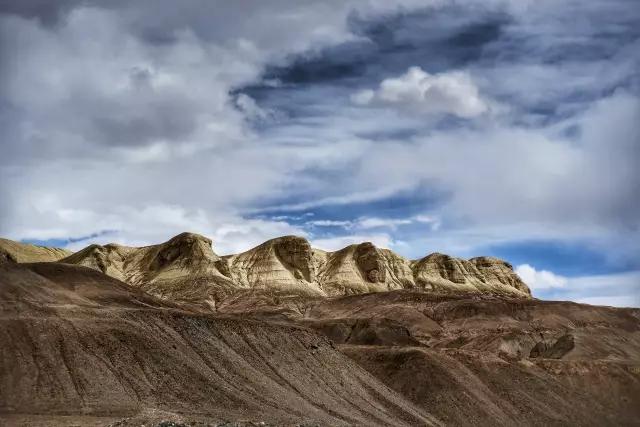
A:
[[215, 290, 640, 426], [301, 291, 640, 361], [0, 262, 440, 426], [342, 345, 640, 427]]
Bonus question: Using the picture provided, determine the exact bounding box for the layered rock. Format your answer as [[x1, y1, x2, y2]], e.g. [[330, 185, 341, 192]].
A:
[[470, 256, 532, 296], [317, 243, 415, 295], [60, 232, 235, 306], [0, 238, 71, 263], [6, 232, 531, 304], [221, 236, 325, 296], [411, 253, 531, 297]]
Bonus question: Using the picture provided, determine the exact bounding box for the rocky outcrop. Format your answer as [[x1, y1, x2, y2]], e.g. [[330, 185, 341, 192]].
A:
[[5, 233, 531, 304], [317, 243, 415, 295], [0, 238, 71, 263], [222, 236, 324, 295], [470, 256, 532, 296], [412, 253, 532, 297], [60, 233, 235, 306]]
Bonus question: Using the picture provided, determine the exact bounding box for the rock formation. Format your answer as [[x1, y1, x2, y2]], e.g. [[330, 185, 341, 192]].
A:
[[221, 236, 325, 295], [59, 232, 235, 306], [1, 233, 532, 305], [0, 238, 71, 263]]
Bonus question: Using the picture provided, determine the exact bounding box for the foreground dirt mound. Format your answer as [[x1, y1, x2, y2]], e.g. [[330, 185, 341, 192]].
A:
[[0, 262, 438, 426]]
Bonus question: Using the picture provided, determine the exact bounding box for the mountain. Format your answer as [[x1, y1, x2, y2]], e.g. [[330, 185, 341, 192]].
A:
[[50, 233, 531, 306], [59, 233, 235, 307], [1, 246, 638, 426], [0, 238, 71, 263]]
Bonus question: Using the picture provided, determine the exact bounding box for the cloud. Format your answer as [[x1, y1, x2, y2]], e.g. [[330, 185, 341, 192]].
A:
[[311, 233, 395, 252], [544, 270, 640, 308], [575, 295, 640, 308], [0, 1, 444, 255], [235, 93, 271, 121], [515, 264, 567, 290], [305, 215, 440, 232], [53, 204, 307, 255], [307, 220, 353, 227], [514, 264, 640, 307], [351, 66, 488, 117]]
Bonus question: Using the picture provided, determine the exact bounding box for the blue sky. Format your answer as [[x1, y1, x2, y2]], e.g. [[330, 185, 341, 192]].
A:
[[1, 0, 639, 306]]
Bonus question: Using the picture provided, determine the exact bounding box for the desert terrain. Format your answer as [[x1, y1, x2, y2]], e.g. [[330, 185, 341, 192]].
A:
[[1, 234, 638, 426]]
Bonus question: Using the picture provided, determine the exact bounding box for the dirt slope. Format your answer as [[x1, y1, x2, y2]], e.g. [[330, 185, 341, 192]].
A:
[[343, 345, 640, 426], [0, 262, 439, 426], [216, 290, 640, 426]]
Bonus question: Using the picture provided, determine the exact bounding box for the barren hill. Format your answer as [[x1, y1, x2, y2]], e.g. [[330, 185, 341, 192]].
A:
[[50, 233, 531, 305]]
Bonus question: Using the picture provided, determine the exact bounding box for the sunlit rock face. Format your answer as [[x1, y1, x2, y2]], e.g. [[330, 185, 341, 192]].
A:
[[0, 238, 71, 263], [22, 232, 531, 304]]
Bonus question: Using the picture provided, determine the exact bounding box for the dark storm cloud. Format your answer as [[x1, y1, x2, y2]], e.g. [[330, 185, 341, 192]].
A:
[[0, 0, 82, 25], [260, 5, 510, 88], [254, 0, 639, 129]]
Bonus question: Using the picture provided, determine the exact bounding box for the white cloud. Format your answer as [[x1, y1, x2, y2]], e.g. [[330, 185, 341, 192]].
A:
[[307, 220, 353, 227], [235, 93, 271, 121], [311, 234, 395, 251], [305, 215, 440, 232], [576, 295, 640, 308], [352, 66, 488, 118], [59, 206, 307, 255], [515, 266, 640, 308], [515, 264, 568, 290], [356, 215, 440, 230], [0, 1, 436, 247]]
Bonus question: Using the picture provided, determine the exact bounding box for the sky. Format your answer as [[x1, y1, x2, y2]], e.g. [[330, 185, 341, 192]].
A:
[[0, 0, 638, 307]]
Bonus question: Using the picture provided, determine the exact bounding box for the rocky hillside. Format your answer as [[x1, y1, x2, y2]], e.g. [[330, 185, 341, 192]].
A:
[[0, 238, 71, 263], [2, 233, 531, 306], [0, 260, 438, 426]]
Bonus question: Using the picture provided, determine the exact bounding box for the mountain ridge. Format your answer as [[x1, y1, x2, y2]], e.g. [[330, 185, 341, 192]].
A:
[[2, 232, 531, 306]]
